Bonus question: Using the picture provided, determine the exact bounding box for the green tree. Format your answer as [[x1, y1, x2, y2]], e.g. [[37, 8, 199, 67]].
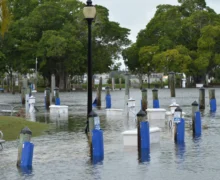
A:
[[122, 43, 145, 88], [0, 0, 11, 36], [1, 0, 130, 90]]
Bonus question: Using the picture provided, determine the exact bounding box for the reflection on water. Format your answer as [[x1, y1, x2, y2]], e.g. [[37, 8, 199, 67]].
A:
[[175, 143, 186, 164], [17, 166, 33, 176], [1, 89, 220, 179]]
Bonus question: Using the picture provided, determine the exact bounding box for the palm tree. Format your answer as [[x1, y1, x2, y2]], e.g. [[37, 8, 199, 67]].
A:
[[0, 0, 11, 37]]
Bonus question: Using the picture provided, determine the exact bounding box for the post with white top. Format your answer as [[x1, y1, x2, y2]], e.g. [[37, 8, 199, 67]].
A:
[[29, 96, 36, 113], [54, 87, 60, 105], [89, 110, 104, 163], [199, 87, 205, 110], [45, 87, 50, 110], [152, 88, 160, 108], [174, 107, 185, 144], [137, 110, 150, 162], [17, 127, 34, 167], [209, 89, 216, 112], [141, 88, 147, 112]]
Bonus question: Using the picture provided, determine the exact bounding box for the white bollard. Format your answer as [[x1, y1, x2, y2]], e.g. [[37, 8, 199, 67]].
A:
[[29, 96, 36, 113]]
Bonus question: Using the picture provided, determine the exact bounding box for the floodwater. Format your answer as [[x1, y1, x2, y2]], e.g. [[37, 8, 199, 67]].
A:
[[1, 88, 220, 180]]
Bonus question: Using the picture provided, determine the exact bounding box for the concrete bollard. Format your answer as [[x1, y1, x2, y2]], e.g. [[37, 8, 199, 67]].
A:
[[25, 94, 29, 113], [125, 73, 130, 98], [17, 127, 33, 167], [199, 87, 205, 110], [124, 73, 130, 114], [21, 87, 26, 105], [152, 88, 160, 108], [22, 75, 28, 90], [44, 87, 50, 110], [169, 72, 176, 99], [174, 107, 185, 144], [88, 110, 104, 162], [27, 83, 32, 97], [112, 77, 115, 91], [54, 87, 60, 105], [141, 88, 147, 111], [209, 89, 216, 112], [105, 86, 111, 108], [137, 110, 150, 162], [96, 77, 102, 107]]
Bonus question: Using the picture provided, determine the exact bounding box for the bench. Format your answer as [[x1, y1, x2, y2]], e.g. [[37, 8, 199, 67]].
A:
[[0, 104, 20, 116], [0, 131, 5, 150]]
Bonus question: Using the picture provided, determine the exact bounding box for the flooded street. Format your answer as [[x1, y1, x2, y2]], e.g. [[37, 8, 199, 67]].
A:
[[1, 88, 220, 180]]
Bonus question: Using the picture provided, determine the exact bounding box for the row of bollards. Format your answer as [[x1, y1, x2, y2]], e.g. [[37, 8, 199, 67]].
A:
[[21, 86, 61, 110], [199, 87, 217, 112], [173, 101, 202, 145]]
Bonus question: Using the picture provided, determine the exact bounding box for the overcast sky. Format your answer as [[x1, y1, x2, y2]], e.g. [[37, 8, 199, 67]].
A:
[[81, 0, 220, 42], [80, 0, 220, 69]]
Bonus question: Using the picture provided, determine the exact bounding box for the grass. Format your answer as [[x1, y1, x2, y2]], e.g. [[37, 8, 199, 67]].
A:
[[0, 116, 49, 141]]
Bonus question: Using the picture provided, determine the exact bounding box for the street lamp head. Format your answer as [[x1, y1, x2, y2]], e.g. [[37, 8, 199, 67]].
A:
[[83, 0, 96, 20]]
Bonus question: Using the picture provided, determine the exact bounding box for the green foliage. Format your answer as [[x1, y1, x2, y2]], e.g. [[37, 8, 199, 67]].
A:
[[129, 0, 220, 84], [0, 0, 130, 90]]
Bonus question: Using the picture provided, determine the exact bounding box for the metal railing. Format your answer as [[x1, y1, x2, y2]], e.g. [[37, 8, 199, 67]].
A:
[[0, 103, 22, 116]]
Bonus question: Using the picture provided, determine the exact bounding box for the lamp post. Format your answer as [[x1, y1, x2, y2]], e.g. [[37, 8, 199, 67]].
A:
[[83, 0, 96, 132], [147, 63, 150, 89], [35, 57, 38, 91]]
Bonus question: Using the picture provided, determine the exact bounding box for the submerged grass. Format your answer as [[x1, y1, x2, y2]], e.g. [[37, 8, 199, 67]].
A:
[[0, 116, 49, 141]]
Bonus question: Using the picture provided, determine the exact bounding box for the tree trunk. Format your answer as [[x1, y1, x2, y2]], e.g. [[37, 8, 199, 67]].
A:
[[137, 74, 143, 89]]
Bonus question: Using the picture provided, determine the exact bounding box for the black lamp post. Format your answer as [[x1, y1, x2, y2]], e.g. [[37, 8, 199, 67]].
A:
[[147, 63, 150, 89], [83, 0, 96, 117]]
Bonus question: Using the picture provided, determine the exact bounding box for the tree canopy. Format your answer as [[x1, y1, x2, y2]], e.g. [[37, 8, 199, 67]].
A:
[[0, 0, 130, 89], [123, 0, 220, 84]]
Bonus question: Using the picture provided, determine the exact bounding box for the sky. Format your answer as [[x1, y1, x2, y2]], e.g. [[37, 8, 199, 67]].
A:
[[80, 0, 220, 69]]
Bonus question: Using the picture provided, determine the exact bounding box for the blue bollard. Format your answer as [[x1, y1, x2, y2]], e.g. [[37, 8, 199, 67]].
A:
[[105, 95, 111, 108], [20, 142, 34, 167], [20, 166, 33, 175], [140, 148, 150, 162], [140, 121, 150, 150], [175, 118, 185, 144], [140, 121, 150, 162], [153, 99, 160, 108], [55, 98, 60, 105], [92, 98, 97, 108], [195, 111, 202, 136], [210, 99, 216, 112], [92, 129, 104, 163]]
